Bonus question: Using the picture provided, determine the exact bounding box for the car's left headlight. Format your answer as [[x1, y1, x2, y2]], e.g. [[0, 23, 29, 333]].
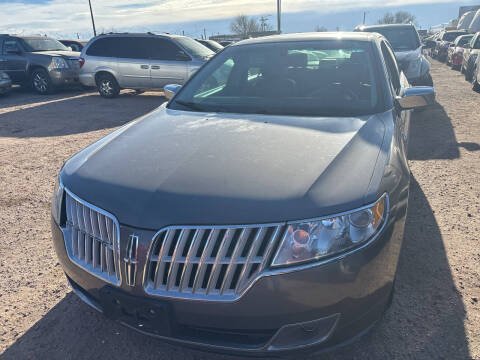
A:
[[51, 176, 64, 225], [272, 195, 388, 267], [51, 57, 69, 69]]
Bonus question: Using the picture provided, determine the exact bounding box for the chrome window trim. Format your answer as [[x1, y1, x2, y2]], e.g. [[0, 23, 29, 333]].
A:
[[62, 187, 122, 286], [142, 194, 390, 302]]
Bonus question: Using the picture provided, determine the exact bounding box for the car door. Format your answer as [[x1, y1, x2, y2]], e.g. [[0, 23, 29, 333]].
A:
[[148, 38, 189, 89], [1, 38, 27, 83], [115, 37, 152, 89], [381, 41, 410, 161]]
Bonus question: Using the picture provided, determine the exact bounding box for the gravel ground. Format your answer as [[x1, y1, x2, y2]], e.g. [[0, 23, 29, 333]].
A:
[[0, 60, 479, 360]]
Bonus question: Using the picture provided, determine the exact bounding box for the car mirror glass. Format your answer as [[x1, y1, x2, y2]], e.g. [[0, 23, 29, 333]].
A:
[[397, 87, 435, 110]]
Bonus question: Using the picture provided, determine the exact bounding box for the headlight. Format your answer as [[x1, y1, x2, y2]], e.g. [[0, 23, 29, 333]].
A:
[[51, 176, 64, 225], [51, 57, 68, 69], [271, 195, 387, 267]]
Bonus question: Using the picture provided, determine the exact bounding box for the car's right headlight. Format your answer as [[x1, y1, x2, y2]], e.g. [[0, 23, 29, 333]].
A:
[[272, 195, 388, 267]]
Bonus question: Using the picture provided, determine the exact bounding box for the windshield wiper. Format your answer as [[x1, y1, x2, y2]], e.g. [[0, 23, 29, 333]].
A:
[[174, 100, 207, 112]]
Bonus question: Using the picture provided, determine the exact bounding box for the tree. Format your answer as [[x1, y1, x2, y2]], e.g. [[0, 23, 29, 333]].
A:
[[315, 25, 328, 32], [230, 15, 260, 37], [377, 11, 416, 25]]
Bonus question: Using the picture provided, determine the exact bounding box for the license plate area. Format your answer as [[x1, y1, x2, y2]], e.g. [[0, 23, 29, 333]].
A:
[[100, 287, 172, 336]]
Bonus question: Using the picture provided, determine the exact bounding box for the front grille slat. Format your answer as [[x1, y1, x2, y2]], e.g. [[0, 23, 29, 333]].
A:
[[146, 222, 282, 300], [64, 190, 120, 285], [205, 229, 234, 294]]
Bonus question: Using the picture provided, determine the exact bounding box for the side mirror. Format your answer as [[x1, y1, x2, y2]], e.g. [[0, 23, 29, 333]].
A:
[[164, 84, 182, 100], [397, 86, 435, 110]]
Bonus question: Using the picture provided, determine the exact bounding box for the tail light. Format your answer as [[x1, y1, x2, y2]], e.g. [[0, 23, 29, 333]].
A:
[[79, 57, 85, 68]]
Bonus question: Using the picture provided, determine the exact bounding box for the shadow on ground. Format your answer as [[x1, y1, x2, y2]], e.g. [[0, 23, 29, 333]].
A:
[[0, 88, 165, 138], [409, 102, 479, 160]]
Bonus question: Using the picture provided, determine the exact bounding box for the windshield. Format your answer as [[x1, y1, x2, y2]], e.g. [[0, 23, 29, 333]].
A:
[[365, 27, 420, 51], [456, 36, 473, 47], [175, 37, 215, 58], [20, 38, 69, 52], [169, 40, 381, 117], [202, 40, 224, 52], [443, 32, 467, 42]]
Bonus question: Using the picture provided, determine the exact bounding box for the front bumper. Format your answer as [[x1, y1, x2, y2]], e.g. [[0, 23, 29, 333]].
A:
[[51, 203, 406, 356], [49, 68, 80, 86]]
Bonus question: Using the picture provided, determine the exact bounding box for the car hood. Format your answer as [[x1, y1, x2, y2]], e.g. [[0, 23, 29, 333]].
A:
[[62, 106, 387, 229], [31, 50, 80, 58]]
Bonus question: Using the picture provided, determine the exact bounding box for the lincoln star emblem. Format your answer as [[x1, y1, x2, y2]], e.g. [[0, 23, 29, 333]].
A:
[[124, 234, 139, 287]]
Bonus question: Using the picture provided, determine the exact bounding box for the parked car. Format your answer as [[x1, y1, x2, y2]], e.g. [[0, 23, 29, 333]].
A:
[[0, 34, 81, 94], [461, 32, 480, 81], [52, 32, 434, 357], [59, 39, 88, 52], [0, 71, 12, 95], [196, 39, 224, 53], [431, 30, 468, 61], [79, 33, 215, 98], [219, 40, 233, 47], [472, 56, 480, 91], [447, 34, 474, 69], [354, 24, 433, 85]]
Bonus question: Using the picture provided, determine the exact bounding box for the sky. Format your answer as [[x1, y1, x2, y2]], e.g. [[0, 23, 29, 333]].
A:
[[0, 0, 478, 39]]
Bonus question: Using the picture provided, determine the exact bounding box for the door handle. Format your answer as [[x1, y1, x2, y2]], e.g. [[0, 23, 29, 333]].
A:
[[151, 65, 160, 70], [140, 65, 149, 69]]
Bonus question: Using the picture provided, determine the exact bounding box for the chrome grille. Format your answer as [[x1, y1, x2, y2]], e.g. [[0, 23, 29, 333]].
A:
[[64, 190, 121, 285], [144, 224, 286, 300]]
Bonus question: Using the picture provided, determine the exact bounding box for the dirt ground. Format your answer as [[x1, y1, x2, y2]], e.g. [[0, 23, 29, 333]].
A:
[[0, 60, 479, 360]]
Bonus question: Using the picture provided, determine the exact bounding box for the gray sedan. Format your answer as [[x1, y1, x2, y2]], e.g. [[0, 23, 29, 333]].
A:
[[52, 32, 434, 357]]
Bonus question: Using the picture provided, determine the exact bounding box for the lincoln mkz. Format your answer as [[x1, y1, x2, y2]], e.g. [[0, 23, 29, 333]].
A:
[[51, 33, 434, 357]]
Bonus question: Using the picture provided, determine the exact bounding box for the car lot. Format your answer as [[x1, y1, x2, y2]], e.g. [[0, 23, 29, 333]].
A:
[[0, 59, 479, 359]]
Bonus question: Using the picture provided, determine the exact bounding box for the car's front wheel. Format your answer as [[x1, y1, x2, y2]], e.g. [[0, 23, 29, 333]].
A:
[[473, 71, 480, 92], [96, 73, 120, 98], [31, 68, 54, 95]]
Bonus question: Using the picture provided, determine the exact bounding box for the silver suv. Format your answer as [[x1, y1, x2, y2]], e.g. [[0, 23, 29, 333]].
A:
[[79, 33, 214, 98]]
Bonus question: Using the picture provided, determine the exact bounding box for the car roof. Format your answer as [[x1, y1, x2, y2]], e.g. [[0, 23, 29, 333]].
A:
[[93, 32, 184, 40], [233, 32, 381, 46], [356, 24, 416, 31]]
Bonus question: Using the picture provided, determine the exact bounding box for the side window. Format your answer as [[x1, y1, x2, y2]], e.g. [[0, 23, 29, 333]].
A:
[[115, 38, 150, 59], [474, 36, 480, 49], [381, 41, 401, 93], [194, 58, 235, 97], [86, 38, 113, 57], [3, 39, 20, 55], [149, 38, 185, 61]]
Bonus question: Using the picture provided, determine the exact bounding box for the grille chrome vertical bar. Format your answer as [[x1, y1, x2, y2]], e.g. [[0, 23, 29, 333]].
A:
[[259, 225, 284, 271], [235, 228, 266, 294], [205, 229, 234, 294], [178, 229, 204, 292], [153, 230, 175, 289], [220, 228, 251, 295], [165, 230, 189, 290], [192, 229, 219, 293]]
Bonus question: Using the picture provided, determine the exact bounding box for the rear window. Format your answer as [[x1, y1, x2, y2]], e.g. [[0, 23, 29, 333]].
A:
[[362, 27, 420, 51], [169, 40, 382, 117], [443, 32, 467, 42], [86, 37, 150, 59]]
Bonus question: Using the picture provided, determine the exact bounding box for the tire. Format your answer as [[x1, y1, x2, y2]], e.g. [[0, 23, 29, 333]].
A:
[[96, 73, 120, 98], [465, 61, 474, 82], [461, 65, 465, 74], [473, 71, 480, 92], [31, 68, 54, 95]]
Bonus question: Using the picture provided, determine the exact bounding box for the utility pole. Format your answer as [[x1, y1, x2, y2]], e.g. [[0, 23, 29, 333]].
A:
[[277, 0, 281, 34], [260, 15, 270, 32], [204, 28, 207, 40], [88, 0, 97, 37], [363, 11, 368, 25]]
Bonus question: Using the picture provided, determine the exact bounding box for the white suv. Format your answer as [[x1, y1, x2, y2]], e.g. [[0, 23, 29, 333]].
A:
[[79, 33, 214, 98]]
